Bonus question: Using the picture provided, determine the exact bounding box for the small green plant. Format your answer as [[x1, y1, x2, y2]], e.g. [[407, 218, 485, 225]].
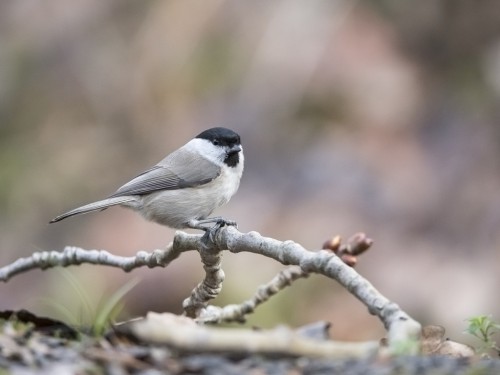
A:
[[92, 277, 140, 336], [38, 269, 140, 336], [464, 315, 500, 357]]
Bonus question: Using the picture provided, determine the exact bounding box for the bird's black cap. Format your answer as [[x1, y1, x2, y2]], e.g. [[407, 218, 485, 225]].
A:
[[196, 127, 241, 147]]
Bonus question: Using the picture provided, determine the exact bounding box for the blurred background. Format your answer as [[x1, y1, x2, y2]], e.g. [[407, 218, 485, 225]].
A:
[[1, 0, 500, 344]]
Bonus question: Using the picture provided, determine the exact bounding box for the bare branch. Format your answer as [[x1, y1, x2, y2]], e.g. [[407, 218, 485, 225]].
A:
[[182, 242, 225, 318], [196, 266, 309, 324], [0, 226, 421, 352], [0, 244, 191, 281], [175, 227, 421, 349], [118, 312, 380, 359]]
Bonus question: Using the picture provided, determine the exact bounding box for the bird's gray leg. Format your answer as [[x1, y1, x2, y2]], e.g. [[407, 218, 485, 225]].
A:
[[190, 217, 237, 228], [186, 217, 238, 242]]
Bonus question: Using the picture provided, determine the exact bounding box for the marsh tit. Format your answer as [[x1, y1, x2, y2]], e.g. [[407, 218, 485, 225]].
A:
[[50, 127, 244, 234]]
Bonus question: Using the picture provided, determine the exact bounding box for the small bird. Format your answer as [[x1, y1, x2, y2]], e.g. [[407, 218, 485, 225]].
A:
[[50, 127, 244, 235]]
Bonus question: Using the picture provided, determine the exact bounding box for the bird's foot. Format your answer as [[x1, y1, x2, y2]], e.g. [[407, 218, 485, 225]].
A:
[[188, 217, 238, 243], [205, 219, 238, 242]]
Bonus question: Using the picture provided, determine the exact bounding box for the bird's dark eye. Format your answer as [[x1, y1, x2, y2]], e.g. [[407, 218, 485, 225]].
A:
[[212, 140, 220, 146]]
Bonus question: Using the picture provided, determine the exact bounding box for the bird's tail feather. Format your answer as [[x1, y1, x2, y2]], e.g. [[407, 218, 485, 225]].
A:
[[50, 196, 136, 223]]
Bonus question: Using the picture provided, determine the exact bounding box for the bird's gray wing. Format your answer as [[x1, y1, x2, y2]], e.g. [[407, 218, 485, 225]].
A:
[[109, 150, 220, 198]]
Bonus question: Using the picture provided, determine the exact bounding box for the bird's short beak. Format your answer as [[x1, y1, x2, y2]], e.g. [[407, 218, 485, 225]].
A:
[[228, 145, 242, 155]]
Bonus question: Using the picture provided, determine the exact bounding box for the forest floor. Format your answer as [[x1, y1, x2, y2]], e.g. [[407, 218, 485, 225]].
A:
[[1, 310, 500, 375]]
